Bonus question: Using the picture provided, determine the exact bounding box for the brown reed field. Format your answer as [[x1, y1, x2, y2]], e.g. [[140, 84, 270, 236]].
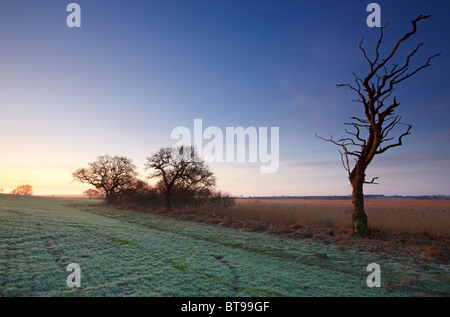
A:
[[213, 199, 450, 236]]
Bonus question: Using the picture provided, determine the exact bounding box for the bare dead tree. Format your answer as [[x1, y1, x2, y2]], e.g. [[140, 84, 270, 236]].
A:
[[317, 15, 440, 238]]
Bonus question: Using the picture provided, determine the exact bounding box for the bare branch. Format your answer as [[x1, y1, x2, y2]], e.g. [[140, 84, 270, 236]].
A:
[[376, 123, 413, 154], [339, 150, 351, 175], [373, 23, 389, 67], [359, 36, 373, 67], [391, 52, 441, 86], [370, 15, 433, 79], [344, 125, 366, 145], [364, 177, 379, 185]]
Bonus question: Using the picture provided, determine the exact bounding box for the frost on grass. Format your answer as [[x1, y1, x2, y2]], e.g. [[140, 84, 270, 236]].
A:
[[0, 195, 448, 297]]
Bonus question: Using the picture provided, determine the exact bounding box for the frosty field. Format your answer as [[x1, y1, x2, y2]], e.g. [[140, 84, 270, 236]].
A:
[[0, 194, 448, 297]]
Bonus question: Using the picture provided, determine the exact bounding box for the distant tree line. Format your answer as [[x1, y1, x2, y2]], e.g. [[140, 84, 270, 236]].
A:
[[73, 146, 235, 211]]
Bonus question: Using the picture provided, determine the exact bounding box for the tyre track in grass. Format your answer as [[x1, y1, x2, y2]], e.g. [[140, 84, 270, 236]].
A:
[[0, 211, 24, 296], [0, 197, 430, 296], [72, 204, 450, 296], [72, 204, 376, 285], [2, 197, 447, 296], [213, 255, 239, 296], [73, 205, 357, 296], [1, 207, 82, 296], [0, 209, 43, 296], [41, 235, 84, 296], [75, 204, 310, 265]]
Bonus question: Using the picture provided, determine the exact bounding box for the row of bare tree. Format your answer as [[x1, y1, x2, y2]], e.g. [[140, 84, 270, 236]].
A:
[[73, 146, 235, 211]]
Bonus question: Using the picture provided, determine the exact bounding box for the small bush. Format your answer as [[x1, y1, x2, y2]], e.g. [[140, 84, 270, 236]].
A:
[[114, 182, 163, 208]]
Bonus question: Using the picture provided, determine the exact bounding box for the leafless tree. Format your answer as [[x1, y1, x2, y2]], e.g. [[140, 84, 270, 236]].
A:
[[317, 15, 440, 238], [145, 146, 216, 212], [73, 155, 138, 204], [10, 184, 33, 195]]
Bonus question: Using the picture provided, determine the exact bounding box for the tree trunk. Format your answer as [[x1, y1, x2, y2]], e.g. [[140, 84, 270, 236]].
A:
[[165, 190, 172, 212], [105, 191, 115, 205], [350, 174, 368, 238]]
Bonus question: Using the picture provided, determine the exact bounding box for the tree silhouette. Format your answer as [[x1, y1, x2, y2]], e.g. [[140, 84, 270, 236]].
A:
[[145, 146, 216, 212], [73, 155, 138, 204], [10, 184, 33, 196], [317, 15, 440, 238]]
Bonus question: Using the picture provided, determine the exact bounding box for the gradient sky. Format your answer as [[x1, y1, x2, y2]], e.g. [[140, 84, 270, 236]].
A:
[[1, 0, 449, 196]]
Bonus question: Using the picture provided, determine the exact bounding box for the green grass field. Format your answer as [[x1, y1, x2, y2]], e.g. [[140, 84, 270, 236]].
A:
[[0, 194, 448, 297]]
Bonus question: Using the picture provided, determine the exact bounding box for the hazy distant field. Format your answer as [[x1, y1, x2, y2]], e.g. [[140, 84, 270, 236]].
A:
[[218, 199, 450, 236], [0, 195, 448, 297]]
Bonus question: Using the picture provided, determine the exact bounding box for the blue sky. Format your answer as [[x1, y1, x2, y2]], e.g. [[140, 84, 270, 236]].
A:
[[0, 0, 449, 196]]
